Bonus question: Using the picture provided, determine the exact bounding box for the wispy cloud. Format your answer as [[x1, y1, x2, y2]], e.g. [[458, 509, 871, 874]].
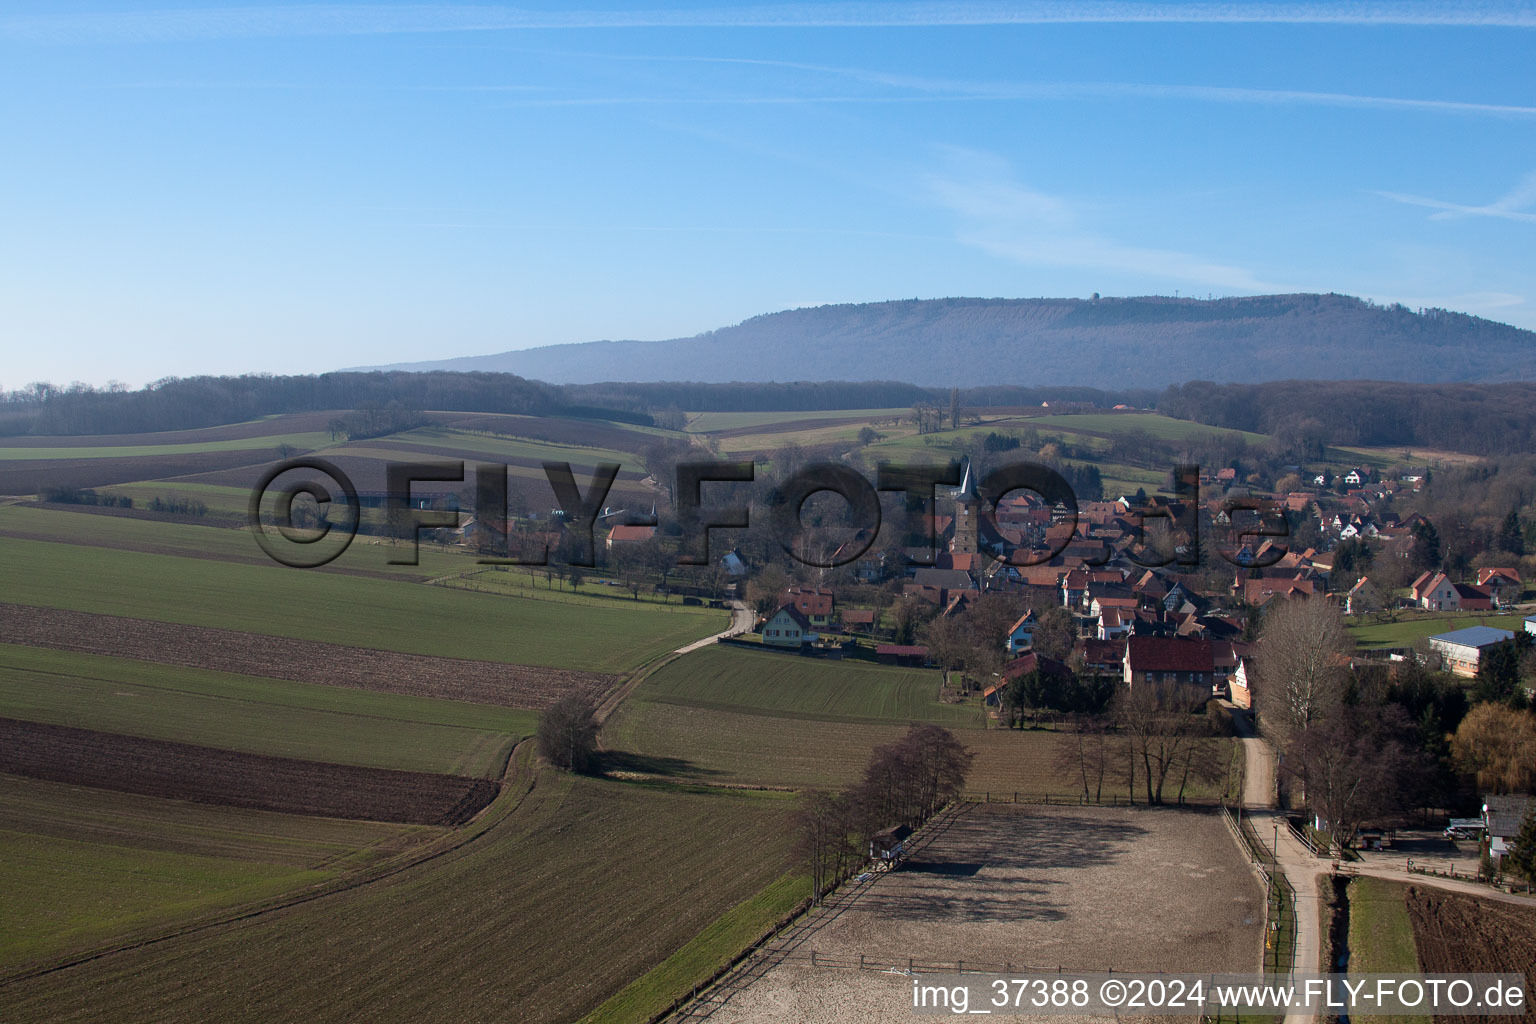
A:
[[924, 147, 1285, 290], [1375, 172, 1536, 223], [484, 78, 1536, 118], [548, 52, 1536, 119], [5, 2, 1535, 44]]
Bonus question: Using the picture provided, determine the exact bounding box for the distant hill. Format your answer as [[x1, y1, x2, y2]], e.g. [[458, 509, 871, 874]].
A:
[[351, 294, 1536, 388]]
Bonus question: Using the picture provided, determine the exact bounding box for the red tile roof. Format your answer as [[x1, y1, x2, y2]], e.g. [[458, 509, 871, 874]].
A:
[[1126, 636, 1214, 673]]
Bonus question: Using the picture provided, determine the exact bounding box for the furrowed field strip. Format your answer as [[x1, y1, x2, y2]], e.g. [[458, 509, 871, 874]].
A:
[[0, 770, 796, 1024], [0, 773, 420, 868], [0, 536, 727, 672], [0, 603, 617, 710], [0, 719, 500, 827], [0, 644, 529, 777]]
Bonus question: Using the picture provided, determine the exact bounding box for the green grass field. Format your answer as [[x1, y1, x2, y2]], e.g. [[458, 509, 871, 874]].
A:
[[0, 773, 423, 971], [1029, 412, 1271, 445], [1347, 877, 1431, 1024], [1349, 611, 1527, 648], [686, 408, 909, 432], [0, 536, 725, 672], [95, 480, 255, 516], [0, 503, 493, 581], [639, 646, 980, 725], [384, 426, 637, 467], [438, 564, 727, 612], [607, 682, 1238, 797], [0, 644, 532, 776], [0, 766, 797, 1024]]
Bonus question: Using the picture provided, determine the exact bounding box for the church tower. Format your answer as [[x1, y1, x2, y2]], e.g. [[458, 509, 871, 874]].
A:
[[950, 459, 980, 555]]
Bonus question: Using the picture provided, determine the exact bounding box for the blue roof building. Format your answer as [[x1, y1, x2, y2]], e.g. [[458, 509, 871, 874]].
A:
[[1428, 624, 1517, 677]]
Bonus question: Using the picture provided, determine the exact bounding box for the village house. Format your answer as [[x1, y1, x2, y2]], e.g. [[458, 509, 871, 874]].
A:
[[1476, 568, 1523, 609], [1344, 577, 1376, 616], [1097, 606, 1135, 641], [604, 523, 655, 550], [1004, 612, 1036, 654], [1078, 638, 1127, 677], [1122, 636, 1215, 690], [780, 587, 836, 628], [1411, 571, 1459, 611], [1483, 794, 1535, 867], [1229, 656, 1255, 709], [1427, 625, 1516, 678], [761, 603, 816, 648]]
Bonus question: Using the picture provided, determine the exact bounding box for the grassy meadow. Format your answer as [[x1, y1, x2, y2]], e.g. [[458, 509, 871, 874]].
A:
[[0, 644, 532, 777], [0, 535, 724, 672]]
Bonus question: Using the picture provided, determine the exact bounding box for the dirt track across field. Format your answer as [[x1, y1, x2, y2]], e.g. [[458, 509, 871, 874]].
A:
[[0, 602, 615, 709], [0, 718, 498, 825], [693, 802, 1265, 1024]]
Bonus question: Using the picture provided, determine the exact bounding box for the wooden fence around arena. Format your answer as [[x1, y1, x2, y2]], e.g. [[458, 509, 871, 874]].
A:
[[958, 791, 1225, 808]]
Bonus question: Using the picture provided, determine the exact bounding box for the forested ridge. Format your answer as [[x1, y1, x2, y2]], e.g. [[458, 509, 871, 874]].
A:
[[355, 293, 1536, 388]]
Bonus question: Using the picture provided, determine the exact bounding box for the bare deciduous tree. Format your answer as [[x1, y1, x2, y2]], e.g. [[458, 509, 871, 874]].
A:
[[1115, 680, 1213, 805], [794, 789, 859, 905], [1031, 604, 1078, 661], [536, 695, 600, 773], [1283, 703, 1421, 853], [1053, 716, 1113, 803], [1253, 596, 1352, 745]]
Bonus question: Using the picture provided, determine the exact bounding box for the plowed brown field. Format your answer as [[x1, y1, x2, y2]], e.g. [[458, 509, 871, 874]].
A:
[[1405, 885, 1536, 1024], [0, 718, 499, 825]]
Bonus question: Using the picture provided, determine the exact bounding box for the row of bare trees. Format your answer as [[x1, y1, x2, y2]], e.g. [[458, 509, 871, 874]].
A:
[[795, 725, 973, 904], [1051, 685, 1238, 806]]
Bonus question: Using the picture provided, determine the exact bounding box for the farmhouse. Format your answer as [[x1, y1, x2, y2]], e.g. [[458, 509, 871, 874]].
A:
[[1123, 636, 1215, 690], [761, 604, 816, 648], [1528, 615, 1536, 636], [1483, 794, 1535, 866], [1427, 625, 1516, 678]]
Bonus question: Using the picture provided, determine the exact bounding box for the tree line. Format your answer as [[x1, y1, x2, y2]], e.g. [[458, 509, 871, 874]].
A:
[[1160, 380, 1536, 457], [795, 725, 973, 905]]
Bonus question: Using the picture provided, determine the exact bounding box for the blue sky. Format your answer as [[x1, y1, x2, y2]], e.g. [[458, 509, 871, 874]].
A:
[[2, 2, 1533, 387]]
